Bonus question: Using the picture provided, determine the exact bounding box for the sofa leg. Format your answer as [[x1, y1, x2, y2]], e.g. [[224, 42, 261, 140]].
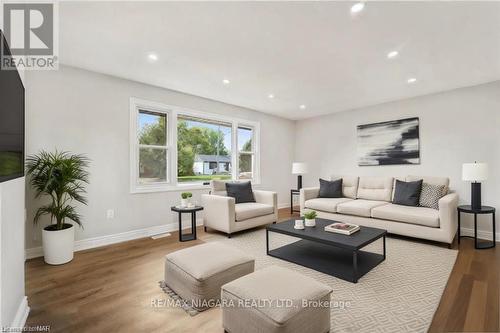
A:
[[273, 221, 277, 224], [204, 226, 207, 232], [227, 233, 231, 239]]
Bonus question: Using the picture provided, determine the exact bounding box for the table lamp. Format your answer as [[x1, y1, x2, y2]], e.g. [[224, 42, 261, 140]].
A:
[[462, 162, 488, 210], [292, 162, 308, 190]]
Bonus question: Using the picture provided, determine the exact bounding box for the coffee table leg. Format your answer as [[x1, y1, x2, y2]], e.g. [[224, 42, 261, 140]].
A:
[[383, 235, 386, 260], [352, 251, 358, 283], [458, 211, 461, 244], [266, 229, 269, 254]]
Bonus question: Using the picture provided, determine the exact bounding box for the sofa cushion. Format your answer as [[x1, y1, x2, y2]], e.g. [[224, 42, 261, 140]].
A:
[[419, 183, 447, 209], [393, 179, 423, 206], [235, 202, 274, 221], [371, 203, 439, 227], [337, 199, 389, 217], [331, 176, 359, 199], [406, 175, 449, 193], [226, 181, 255, 204], [357, 177, 394, 201], [304, 197, 353, 213], [319, 178, 343, 198]]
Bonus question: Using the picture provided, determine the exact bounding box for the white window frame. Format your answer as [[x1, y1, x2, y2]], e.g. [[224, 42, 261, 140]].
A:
[[130, 97, 261, 193]]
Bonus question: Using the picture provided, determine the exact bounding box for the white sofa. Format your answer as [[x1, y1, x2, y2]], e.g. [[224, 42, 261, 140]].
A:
[[300, 176, 459, 246], [202, 180, 278, 238]]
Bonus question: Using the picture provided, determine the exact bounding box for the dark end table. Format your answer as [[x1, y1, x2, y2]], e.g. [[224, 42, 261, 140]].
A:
[[458, 205, 496, 249], [171, 206, 203, 242], [290, 189, 300, 214]]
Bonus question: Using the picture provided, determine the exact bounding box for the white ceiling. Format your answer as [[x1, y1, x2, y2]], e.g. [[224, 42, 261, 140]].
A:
[[59, 1, 500, 120]]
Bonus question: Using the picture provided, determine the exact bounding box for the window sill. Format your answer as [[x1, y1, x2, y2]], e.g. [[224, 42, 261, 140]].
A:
[[130, 180, 262, 194]]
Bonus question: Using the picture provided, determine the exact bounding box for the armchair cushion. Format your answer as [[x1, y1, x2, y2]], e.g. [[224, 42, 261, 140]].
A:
[[235, 203, 274, 222], [226, 181, 255, 204]]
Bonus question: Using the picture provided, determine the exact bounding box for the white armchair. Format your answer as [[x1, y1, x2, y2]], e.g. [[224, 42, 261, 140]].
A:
[[202, 180, 278, 238]]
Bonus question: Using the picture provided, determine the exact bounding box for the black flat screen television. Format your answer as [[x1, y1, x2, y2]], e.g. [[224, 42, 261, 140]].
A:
[[0, 30, 25, 183]]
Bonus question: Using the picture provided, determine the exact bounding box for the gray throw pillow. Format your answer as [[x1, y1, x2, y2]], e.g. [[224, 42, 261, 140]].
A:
[[393, 179, 423, 206], [319, 178, 343, 198], [419, 183, 447, 210], [225, 181, 255, 204]]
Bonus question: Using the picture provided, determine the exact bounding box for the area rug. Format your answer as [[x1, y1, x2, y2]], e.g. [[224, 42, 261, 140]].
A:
[[209, 229, 458, 333]]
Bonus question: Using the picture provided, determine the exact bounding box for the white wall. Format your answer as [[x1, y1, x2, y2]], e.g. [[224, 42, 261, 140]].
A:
[[25, 65, 295, 250], [295, 81, 500, 236], [0, 8, 29, 328]]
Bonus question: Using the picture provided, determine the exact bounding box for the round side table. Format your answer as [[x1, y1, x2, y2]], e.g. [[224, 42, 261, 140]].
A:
[[458, 205, 496, 249], [171, 206, 203, 242]]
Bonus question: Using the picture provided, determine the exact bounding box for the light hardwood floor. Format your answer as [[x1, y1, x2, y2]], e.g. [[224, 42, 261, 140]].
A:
[[25, 209, 499, 332]]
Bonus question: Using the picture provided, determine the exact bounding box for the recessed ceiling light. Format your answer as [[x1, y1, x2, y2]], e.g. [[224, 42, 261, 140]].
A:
[[268, 94, 274, 99], [299, 104, 306, 110], [407, 78, 417, 84], [351, 2, 365, 14], [387, 51, 399, 59], [147, 53, 158, 62], [222, 79, 230, 85]]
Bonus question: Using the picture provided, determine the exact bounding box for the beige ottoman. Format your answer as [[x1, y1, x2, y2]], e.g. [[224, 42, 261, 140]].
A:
[[164, 242, 254, 310], [221, 266, 332, 333]]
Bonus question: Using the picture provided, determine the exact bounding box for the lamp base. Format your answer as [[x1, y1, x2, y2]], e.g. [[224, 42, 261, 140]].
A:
[[297, 175, 303, 190], [471, 182, 482, 211]]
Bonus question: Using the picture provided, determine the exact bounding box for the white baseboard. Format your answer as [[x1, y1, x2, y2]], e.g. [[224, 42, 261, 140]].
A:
[[10, 296, 30, 329], [460, 227, 499, 242], [278, 203, 291, 209], [25, 219, 204, 260]]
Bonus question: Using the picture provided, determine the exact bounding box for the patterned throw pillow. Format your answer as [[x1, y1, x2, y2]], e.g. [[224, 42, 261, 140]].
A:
[[419, 183, 447, 209]]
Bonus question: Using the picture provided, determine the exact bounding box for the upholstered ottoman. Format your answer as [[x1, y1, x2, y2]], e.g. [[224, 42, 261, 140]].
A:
[[221, 266, 332, 333], [164, 242, 254, 310]]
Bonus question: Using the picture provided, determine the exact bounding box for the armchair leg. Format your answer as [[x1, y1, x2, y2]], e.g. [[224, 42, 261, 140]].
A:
[[273, 221, 277, 224], [204, 226, 207, 232]]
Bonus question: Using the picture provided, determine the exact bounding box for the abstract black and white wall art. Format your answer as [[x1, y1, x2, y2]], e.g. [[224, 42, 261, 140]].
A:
[[357, 117, 420, 166]]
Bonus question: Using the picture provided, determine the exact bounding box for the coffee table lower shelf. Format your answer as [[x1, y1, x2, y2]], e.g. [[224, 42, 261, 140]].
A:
[[267, 239, 385, 283]]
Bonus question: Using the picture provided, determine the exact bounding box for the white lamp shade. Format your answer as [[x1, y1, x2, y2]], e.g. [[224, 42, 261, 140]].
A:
[[462, 163, 488, 182], [292, 162, 308, 175]]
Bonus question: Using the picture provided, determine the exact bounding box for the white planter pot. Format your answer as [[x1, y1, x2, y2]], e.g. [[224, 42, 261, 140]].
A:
[[181, 198, 189, 207], [305, 218, 316, 227], [42, 224, 75, 265]]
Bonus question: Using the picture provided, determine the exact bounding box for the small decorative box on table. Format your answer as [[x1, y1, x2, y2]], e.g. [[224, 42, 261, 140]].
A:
[[171, 206, 203, 242]]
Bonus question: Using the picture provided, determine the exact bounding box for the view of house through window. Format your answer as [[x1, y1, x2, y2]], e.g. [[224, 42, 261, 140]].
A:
[[177, 116, 233, 183], [138, 110, 168, 184], [238, 126, 254, 179]]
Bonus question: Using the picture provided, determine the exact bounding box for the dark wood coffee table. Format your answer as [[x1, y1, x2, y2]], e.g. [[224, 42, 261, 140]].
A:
[[266, 218, 387, 283]]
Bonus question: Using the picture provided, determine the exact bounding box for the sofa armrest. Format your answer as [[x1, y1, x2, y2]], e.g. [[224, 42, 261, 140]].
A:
[[438, 192, 459, 239], [253, 190, 278, 222], [201, 194, 236, 234], [253, 190, 277, 207], [300, 187, 320, 214]]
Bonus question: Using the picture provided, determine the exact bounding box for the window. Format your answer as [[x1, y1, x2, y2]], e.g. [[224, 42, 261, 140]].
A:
[[177, 115, 232, 184], [130, 98, 260, 192], [237, 126, 254, 179], [137, 110, 168, 184]]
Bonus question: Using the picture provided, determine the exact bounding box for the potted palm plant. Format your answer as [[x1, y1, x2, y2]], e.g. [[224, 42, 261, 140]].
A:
[[26, 151, 89, 265]]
